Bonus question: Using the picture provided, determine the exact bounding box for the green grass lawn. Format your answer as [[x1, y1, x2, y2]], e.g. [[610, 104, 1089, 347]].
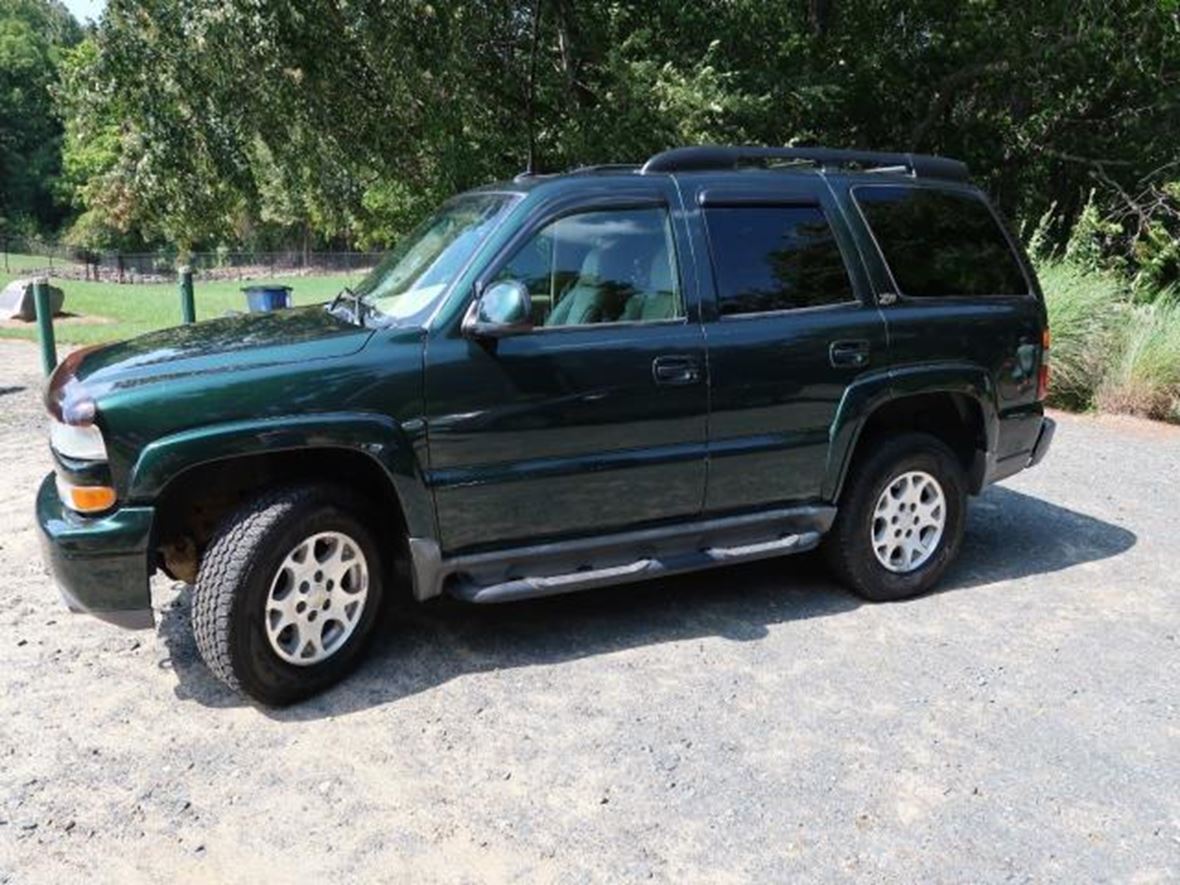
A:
[[0, 251, 85, 275], [0, 270, 363, 346]]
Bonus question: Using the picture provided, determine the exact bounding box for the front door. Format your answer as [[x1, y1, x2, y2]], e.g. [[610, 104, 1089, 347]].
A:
[[424, 190, 708, 553]]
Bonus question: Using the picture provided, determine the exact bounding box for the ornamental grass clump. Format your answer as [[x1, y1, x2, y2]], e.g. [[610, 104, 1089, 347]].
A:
[[1038, 262, 1125, 412], [1098, 299, 1180, 423]]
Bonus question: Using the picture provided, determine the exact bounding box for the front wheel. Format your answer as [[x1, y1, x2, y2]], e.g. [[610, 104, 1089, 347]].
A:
[[822, 433, 967, 602], [192, 485, 385, 705]]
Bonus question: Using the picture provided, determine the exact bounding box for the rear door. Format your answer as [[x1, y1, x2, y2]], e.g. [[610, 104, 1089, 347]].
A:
[[678, 172, 886, 513], [843, 182, 1047, 462], [423, 182, 709, 553]]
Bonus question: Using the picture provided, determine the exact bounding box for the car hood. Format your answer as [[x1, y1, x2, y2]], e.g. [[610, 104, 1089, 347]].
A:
[[73, 306, 374, 388]]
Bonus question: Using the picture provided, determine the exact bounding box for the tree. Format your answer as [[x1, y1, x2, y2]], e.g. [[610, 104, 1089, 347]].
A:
[[49, 0, 1180, 276], [0, 0, 81, 235]]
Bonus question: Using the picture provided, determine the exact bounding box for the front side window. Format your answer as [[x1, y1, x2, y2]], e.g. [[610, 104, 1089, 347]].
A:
[[356, 193, 515, 320], [703, 205, 855, 316], [496, 206, 682, 327], [853, 186, 1028, 298]]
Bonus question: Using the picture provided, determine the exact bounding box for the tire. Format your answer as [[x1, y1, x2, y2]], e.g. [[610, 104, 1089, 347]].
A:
[[822, 432, 966, 602], [192, 484, 385, 705]]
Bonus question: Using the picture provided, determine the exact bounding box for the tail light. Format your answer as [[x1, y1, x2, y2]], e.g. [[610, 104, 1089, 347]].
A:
[[1036, 327, 1051, 401]]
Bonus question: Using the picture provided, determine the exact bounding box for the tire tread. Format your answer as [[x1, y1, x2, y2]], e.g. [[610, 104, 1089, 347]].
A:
[[823, 432, 966, 602], [192, 486, 319, 694]]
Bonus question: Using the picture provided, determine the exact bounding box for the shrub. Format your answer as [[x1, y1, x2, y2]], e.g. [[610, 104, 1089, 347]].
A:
[[1039, 261, 1126, 411], [1097, 300, 1180, 423], [1130, 221, 1180, 301], [1063, 191, 1123, 275]]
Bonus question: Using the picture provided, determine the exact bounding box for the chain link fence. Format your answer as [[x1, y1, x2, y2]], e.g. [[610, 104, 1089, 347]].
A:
[[1, 238, 383, 283]]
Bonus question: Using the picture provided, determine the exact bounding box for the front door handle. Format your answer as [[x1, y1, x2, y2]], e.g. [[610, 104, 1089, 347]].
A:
[[829, 339, 870, 368], [652, 355, 702, 386]]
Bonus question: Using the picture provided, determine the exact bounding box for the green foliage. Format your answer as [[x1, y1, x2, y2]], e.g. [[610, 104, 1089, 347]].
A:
[[1039, 261, 1127, 411], [1023, 202, 1059, 265], [1098, 300, 1180, 422], [2, 0, 1177, 313], [1040, 259, 1180, 422], [1131, 220, 1180, 299], [38, 0, 1178, 268], [1064, 191, 1123, 274], [0, 0, 81, 235]]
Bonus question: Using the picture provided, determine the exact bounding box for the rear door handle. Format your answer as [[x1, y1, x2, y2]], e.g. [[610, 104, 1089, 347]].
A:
[[829, 339, 870, 368], [652, 355, 702, 386]]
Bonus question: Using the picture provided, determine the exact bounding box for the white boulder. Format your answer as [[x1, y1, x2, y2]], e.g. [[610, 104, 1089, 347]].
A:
[[0, 278, 64, 321]]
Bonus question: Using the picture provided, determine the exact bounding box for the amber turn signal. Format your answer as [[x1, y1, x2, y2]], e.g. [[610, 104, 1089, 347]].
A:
[[58, 478, 117, 513]]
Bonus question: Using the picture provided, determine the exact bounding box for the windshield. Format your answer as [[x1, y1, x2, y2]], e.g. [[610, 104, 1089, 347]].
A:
[[353, 193, 516, 320]]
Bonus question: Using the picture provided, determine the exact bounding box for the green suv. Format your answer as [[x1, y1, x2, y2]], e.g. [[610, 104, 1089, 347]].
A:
[[37, 146, 1055, 705]]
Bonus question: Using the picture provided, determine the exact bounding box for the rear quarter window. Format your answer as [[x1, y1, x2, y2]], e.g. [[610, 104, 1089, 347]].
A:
[[853, 185, 1029, 298]]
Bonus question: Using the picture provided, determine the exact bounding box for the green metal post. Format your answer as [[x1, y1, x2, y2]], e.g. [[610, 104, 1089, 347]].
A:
[[33, 277, 57, 376], [179, 265, 195, 324]]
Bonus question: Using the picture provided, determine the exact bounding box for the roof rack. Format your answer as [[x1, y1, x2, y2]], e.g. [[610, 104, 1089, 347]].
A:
[[567, 163, 640, 175], [640, 145, 969, 182]]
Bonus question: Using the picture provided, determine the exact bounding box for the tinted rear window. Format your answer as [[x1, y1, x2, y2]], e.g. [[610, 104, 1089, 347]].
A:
[[703, 205, 854, 315], [854, 186, 1028, 297]]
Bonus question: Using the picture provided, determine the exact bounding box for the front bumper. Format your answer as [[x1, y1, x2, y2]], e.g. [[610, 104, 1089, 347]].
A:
[[35, 473, 155, 629]]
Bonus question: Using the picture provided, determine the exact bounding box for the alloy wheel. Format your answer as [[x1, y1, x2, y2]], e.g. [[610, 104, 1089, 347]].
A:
[[870, 470, 946, 574], [263, 531, 370, 665]]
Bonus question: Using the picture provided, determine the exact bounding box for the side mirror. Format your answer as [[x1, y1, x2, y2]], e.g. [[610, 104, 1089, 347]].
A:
[[462, 280, 533, 338]]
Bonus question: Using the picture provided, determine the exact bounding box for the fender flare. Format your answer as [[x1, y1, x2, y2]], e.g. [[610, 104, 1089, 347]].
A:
[[822, 363, 999, 501], [126, 411, 435, 539]]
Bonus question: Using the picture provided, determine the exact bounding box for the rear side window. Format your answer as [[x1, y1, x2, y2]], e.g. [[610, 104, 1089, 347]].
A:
[[703, 205, 854, 316], [854, 186, 1028, 297]]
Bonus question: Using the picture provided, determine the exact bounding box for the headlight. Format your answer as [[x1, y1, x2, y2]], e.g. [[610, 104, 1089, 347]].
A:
[[49, 419, 108, 461]]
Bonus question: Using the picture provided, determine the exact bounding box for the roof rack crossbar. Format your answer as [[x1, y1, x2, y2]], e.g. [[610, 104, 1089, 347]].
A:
[[640, 145, 969, 182]]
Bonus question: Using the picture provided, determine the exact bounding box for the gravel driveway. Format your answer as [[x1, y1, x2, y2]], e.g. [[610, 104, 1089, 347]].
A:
[[0, 338, 1177, 883]]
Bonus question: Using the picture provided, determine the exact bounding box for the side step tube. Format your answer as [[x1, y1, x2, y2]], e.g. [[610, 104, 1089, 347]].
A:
[[450, 531, 821, 604]]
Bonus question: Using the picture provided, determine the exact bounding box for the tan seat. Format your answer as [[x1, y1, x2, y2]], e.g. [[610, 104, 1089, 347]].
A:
[[621, 248, 677, 321]]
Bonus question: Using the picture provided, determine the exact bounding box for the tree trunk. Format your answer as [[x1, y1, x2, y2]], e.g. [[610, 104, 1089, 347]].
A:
[[808, 0, 834, 38]]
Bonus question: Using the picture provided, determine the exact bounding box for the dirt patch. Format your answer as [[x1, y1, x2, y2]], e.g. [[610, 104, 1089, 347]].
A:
[[1048, 405, 1180, 440], [0, 340, 1177, 882]]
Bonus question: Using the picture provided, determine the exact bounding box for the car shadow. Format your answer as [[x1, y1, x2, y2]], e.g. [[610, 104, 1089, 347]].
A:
[[157, 485, 1136, 717]]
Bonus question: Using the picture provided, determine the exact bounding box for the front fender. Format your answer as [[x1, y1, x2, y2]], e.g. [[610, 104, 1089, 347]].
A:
[[822, 363, 999, 501], [125, 412, 435, 538]]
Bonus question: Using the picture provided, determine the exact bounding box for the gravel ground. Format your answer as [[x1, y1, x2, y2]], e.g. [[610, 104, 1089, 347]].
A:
[[0, 337, 1177, 883]]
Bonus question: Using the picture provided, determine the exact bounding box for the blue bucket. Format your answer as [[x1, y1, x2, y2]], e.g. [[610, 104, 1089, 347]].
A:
[[242, 285, 293, 312]]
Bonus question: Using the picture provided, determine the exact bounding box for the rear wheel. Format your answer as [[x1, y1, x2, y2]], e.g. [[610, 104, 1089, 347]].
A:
[[823, 433, 966, 602], [192, 485, 385, 705]]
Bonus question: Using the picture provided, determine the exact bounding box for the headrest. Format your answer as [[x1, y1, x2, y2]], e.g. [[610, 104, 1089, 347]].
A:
[[649, 247, 674, 293]]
